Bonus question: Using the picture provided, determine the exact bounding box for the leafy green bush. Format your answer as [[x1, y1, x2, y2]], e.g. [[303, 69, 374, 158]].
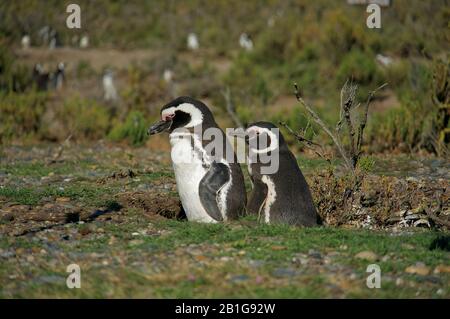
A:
[[53, 98, 111, 140], [0, 42, 32, 93], [108, 111, 148, 146], [0, 91, 47, 142], [336, 50, 381, 94]]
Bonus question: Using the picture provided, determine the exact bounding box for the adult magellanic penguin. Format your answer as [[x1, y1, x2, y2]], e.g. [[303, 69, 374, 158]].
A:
[[235, 121, 318, 227], [147, 96, 247, 223]]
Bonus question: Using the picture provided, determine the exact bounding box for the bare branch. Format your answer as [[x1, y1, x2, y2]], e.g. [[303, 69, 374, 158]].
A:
[[356, 83, 388, 153], [426, 207, 450, 229], [425, 191, 450, 229], [294, 83, 353, 171], [279, 121, 331, 164], [341, 80, 358, 167], [222, 87, 243, 128], [47, 133, 73, 164]]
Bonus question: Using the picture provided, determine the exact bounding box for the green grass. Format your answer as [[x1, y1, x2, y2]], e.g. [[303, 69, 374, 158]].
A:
[[0, 160, 96, 178], [1, 218, 448, 298], [0, 183, 116, 206]]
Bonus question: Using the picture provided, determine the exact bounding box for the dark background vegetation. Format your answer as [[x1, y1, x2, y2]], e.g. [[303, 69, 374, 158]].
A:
[[0, 0, 448, 156]]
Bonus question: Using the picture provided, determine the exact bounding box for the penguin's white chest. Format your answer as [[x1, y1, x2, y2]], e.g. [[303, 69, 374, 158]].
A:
[[170, 134, 217, 223]]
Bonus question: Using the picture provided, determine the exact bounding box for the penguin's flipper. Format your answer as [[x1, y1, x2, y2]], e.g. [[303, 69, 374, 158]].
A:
[[199, 162, 230, 222], [247, 179, 268, 216]]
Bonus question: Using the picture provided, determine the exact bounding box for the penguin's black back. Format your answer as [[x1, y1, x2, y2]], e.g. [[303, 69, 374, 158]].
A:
[[270, 143, 318, 226]]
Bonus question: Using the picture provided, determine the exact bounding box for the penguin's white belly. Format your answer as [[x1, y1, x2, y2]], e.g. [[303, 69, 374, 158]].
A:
[[170, 135, 217, 223]]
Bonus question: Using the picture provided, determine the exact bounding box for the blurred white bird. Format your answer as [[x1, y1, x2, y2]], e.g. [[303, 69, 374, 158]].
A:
[[163, 69, 173, 83], [80, 35, 89, 49], [376, 54, 393, 67], [103, 70, 118, 102], [239, 33, 253, 51], [187, 33, 199, 51], [21, 35, 31, 49]]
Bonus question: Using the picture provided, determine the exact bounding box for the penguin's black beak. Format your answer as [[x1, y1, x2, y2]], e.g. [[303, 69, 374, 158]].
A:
[[147, 120, 172, 135]]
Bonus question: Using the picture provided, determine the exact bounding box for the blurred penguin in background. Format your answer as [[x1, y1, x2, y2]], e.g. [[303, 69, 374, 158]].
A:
[[38, 26, 50, 46], [50, 62, 65, 90], [80, 35, 89, 49], [239, 33, 253, 51], [103, 69, 118, 102], [32, 63, 49, 91], [21, 34, 31, 49], [187, 32, 199, 51], [48, 28, 61, 49], [163, 68, 177, 98]]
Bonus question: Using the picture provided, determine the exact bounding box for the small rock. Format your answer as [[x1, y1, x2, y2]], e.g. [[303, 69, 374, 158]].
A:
[[34, 275, 64, 284], [195, 255, 207, 262], [405, 262, 430, 276], [433, 265, 450, 274], [416, 275, 442, 284], [229, 274, 249, 283], [413, 219, 430, 228], [131, 232, 140, 236], [355, 251, 378, 262], [247, 259, 264, 268], [255, 276, 264, 284], [0, 250, 16, 259], [292, 256, 308, 265], [395, 278, 404, 286], [405, 214, 422, 221], [308, 249, 322, 259], [272, 268, 297, 278]]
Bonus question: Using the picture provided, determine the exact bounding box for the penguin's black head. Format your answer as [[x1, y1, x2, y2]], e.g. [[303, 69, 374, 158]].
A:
[[148, 96, 215, 135], [232, 121, 285, 153]]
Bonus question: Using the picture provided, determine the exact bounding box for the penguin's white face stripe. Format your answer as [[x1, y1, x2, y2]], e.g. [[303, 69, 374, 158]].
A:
[[261, 175, 276, 224], [162, 103, 203, 128], [246, 126, 279, 154]]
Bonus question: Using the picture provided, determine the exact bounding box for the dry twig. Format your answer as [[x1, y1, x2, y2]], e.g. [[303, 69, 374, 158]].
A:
[[294, 83, 353, 171], [279, 121, 331, 163], [222, 87, 243, 128]]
